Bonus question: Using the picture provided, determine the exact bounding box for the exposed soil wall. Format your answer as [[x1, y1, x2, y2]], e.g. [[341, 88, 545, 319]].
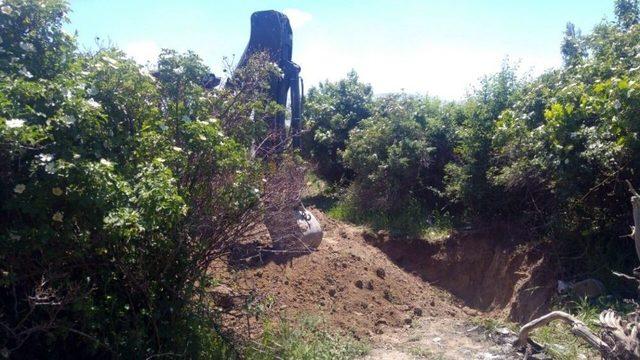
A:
[[374, 224, 558, 322]]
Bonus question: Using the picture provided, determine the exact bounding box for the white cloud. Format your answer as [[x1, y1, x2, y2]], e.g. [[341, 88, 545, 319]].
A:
[[282, 8, 312, 30], [124, 40, 160, 65]]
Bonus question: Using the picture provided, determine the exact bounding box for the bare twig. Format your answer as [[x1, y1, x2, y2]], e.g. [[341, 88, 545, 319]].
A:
[[517, 311, 610, 351]]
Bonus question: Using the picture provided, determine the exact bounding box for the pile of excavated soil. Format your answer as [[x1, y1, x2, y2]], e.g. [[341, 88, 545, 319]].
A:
[[212, 209, 556, 343]]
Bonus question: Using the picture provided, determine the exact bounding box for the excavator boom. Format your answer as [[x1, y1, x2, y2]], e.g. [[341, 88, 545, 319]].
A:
[[236, 10, 322, 251]]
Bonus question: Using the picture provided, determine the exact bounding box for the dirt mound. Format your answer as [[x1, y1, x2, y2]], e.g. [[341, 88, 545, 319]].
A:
[[215, 210, 556, 342], [216, 210, 467, 340]]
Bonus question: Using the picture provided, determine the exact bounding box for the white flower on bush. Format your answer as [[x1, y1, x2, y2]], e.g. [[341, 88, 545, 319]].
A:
[[52, 211, 64, 222], [86, 98, 101, 109], [87, 87, 97, 96], [174, 66, 184, 75], [139, 67, 155, 80], [18, 68, 33, 78], [99, 158, 113, 166], [13, 184, 26, 194], [6, 119, 25, 128], [36, 153, 54, 163], [52, 187, 63, 196], [9, 233, 20, 241], [1, 5, 12, 15], [102, 56, 119, 69], [45, 162, 55, 174], [172, 146, 183, 152], [198, 134, 207, 141], [60, 115, 76, 125], [19, 42, 35, 52]]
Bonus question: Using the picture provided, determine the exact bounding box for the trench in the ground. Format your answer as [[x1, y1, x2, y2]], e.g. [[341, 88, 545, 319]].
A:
[[370, 224, 558, 323]]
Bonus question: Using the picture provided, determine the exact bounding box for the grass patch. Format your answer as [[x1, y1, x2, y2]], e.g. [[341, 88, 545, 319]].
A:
[[303, 171, 454, 240], [327, 194, 453, 240], [244, 315, 369, 360], [469, 316, 516, 334]]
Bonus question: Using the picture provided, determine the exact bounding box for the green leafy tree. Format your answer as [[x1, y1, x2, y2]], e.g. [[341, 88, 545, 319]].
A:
[[561, 22, 586, 67], [302, 71, 373, 183], [338, 94, 457, 235], [0, 1, 277, 357], [444, 61, 521, 218], [490, 6, 640, 278], [615, 0, 640, 30]]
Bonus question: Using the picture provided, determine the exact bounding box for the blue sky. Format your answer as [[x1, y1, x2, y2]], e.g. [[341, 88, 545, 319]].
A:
[[67, 0, 615, 100]]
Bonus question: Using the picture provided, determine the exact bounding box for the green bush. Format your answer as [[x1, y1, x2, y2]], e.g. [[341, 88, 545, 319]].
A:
[[444, 61, 522, 218], [0, 1, 276, 357], [337, 94, 456, 236], [342, 115, 430, 218], [302, 71, 373, 183]]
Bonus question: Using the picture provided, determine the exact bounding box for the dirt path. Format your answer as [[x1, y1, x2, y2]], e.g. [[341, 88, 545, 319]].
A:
[[362, 313, 520, 359], [217, 209, 552, 358]]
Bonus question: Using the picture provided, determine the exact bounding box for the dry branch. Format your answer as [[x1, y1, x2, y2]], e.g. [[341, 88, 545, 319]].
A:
[[517, 311, 610, 351], [516, 181, 640, 359]]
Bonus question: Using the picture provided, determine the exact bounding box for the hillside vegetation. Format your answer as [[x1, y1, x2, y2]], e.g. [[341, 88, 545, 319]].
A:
[[2, 0, 640, 358], [304, 0, 640, 289]]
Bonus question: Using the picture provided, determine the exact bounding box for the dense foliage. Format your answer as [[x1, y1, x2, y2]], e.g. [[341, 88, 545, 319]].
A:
[[337, 94, 456, 234], [302, 71, 373, 183], [0, 1, 279, 357], [5, 0, 640, 357], [303, 0, 640, 283]]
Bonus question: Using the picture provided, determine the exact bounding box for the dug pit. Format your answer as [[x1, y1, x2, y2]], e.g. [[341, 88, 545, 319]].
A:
[[217, 211, 558, 344], [373, 223, 558, 323]]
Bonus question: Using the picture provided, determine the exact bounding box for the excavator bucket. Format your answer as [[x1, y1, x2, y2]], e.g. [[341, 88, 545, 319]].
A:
[[265, 206, 322, 252], [297, 209, 323, 249], [262, 160, 323, 252]]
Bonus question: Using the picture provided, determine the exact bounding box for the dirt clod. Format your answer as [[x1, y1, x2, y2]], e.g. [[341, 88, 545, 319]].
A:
[[210, 284, 236, 309], [383, 289, 394, 302], [376, 267, 386, 279], [355, 280, 364, 289], [414, 307, 423, 317], [375, 319, 388, 326]]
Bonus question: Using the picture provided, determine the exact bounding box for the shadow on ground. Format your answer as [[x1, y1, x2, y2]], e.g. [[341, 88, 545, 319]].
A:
[[367, 224, 558, 322]]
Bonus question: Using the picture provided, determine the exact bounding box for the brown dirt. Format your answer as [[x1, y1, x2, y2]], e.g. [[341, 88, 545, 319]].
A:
[[213, 209, 557, 357], [373, 223, 557, 323]]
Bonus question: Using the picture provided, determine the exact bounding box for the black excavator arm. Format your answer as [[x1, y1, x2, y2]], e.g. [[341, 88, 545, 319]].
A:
[[237, 10, 304, 150], [235, 10, 322, 251]]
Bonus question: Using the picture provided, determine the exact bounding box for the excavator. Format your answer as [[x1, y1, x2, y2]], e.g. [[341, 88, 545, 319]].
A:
[[233, 10, 323, 251]]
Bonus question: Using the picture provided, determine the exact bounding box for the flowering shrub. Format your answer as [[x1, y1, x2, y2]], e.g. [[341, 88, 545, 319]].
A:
[[0, 1, 278, 357]]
